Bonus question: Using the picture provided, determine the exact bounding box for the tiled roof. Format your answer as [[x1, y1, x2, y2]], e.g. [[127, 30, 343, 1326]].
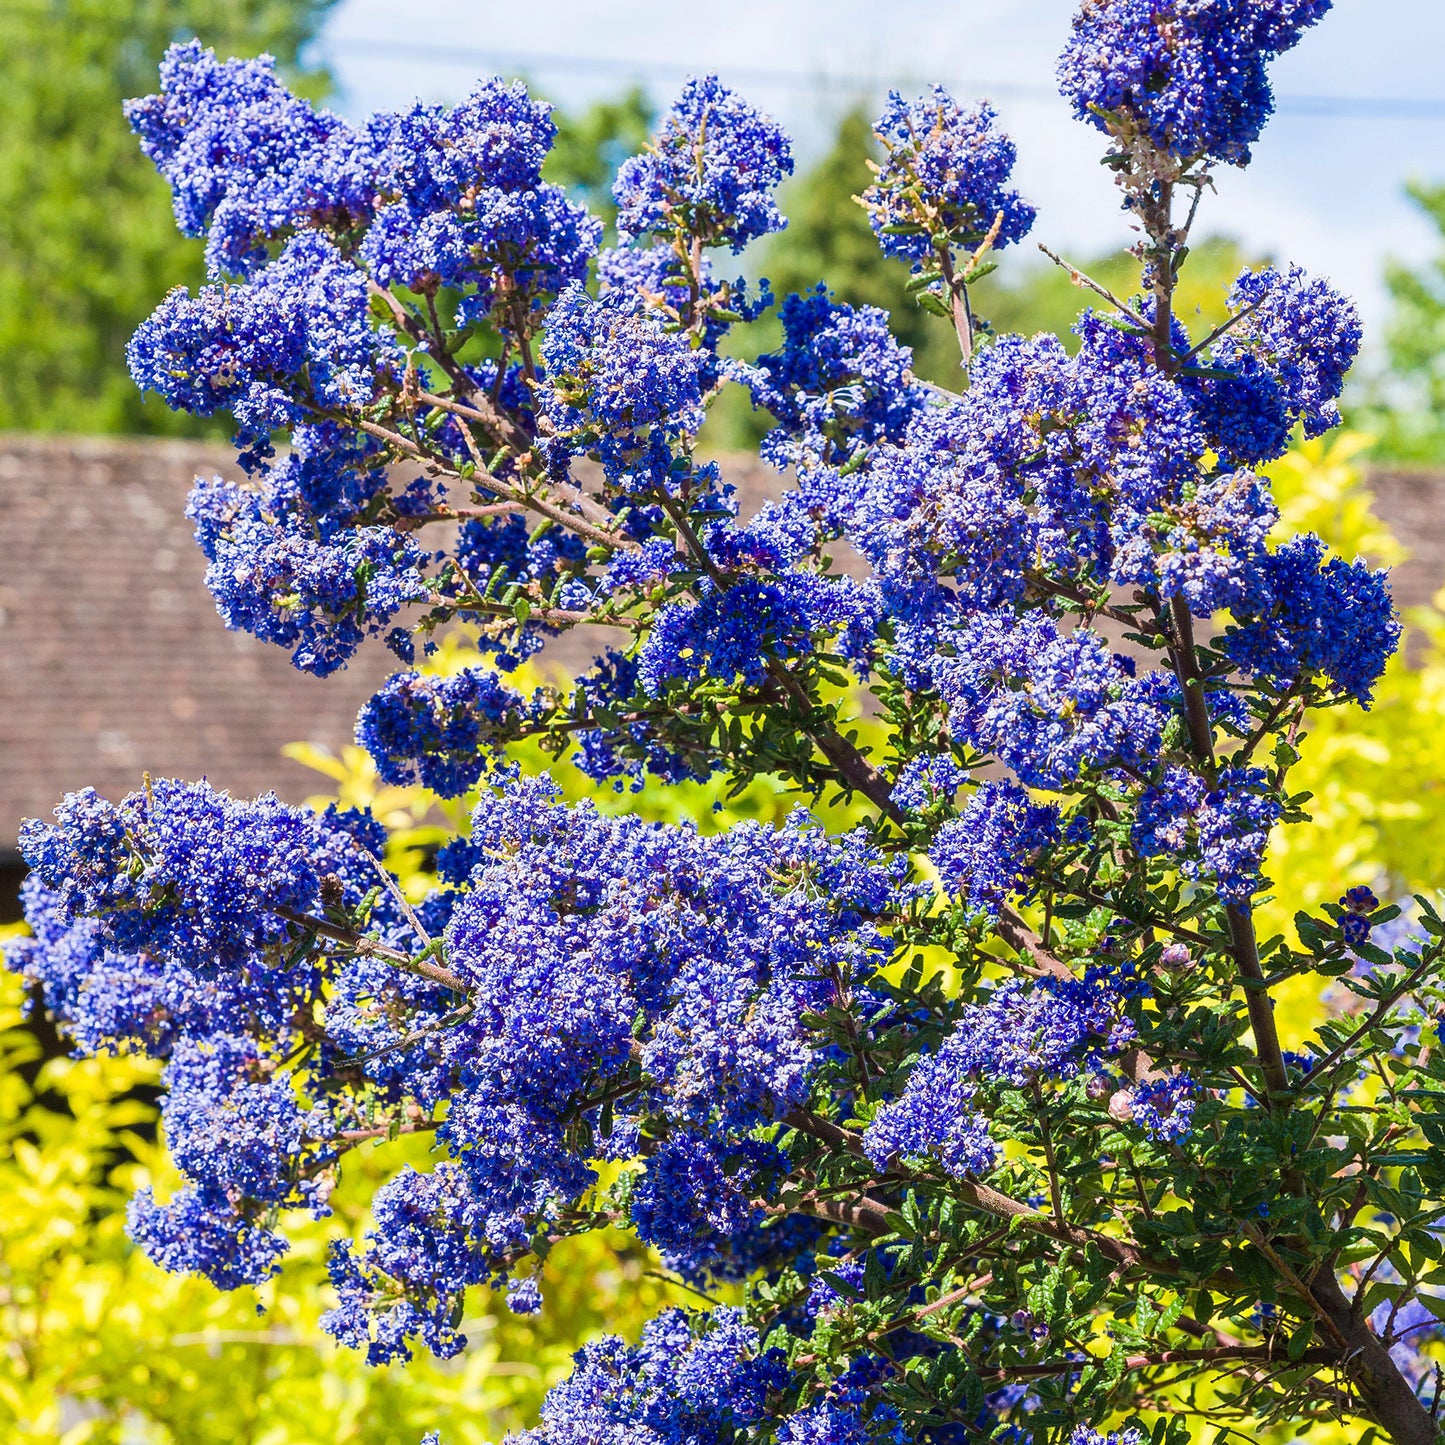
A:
[[2, 435, 1443, 854], [0, 434, 403, 846], [1362, 470, 1445, 615]]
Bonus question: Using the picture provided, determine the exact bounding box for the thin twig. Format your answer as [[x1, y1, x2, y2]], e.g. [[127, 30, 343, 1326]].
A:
[[1037, 243, 1150, 330], [1183, 295, 1268, 364], [1306, 948, 1443, 1086], [272, 905, 469, 995], [361, 848, 432, 947]]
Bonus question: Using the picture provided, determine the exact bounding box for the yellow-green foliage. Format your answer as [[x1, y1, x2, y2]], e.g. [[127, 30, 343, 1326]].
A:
[[1261, 433, 1445, 933]]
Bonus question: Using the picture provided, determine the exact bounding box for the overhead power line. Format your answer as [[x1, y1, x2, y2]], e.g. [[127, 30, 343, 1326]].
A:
[[321, 35, 1445, 121]]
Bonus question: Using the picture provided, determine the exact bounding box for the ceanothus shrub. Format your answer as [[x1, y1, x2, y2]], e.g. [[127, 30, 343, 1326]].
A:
[[13, 6, 1445, 1443]]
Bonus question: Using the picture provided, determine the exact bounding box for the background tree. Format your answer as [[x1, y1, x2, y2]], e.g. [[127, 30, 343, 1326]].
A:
[[1357, 182, 1445, 462], [0, 0, 339, 435]]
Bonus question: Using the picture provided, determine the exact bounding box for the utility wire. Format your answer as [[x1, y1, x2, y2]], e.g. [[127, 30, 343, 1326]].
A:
[[321, 35, 1445, 120]]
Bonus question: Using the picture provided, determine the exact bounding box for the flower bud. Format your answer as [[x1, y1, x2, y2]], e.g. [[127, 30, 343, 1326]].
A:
[[1342, 885, 1379, 916], [1159, 942, 1194, 972], [1085, 1073, 1113, 1103], [1341, 914, 1371, 949], [1108, 1089, 1136, 1123]]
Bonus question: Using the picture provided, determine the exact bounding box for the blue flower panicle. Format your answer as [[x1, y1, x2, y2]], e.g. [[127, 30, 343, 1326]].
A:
[[614, 76, 793, 252], [356, 668, 529, 798], [126, 42, 379, 278], [1224, 534, 1400, 706], [512, 1307, 785, 1445], [929, 780, 1060, 916], [865, 88, 1035, 263], [1215, 264, 1363, 441], [727, 286, 927, 470], [864, 972, 1140, 1180], [1057, 0, 1333, 166]]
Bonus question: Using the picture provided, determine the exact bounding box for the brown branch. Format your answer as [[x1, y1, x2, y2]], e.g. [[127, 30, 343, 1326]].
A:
[[397, 502, 525, 528], [272, 905, 469, 995], [338, 1117, 440, 1144], [439, 591, 642, 632], [780, 1109, 1207, 1283], [936, 244, 975, 364], [977, 1341, 1337, 1385], [1227, 903, 1291, 1103], [994, 907, 1077, 982], [1163, 595, 1291, 1105], [369, 280, 531, 450], [762, 1189, 894, 1236], [1169, 595, 1216, 769], [339, 410, 634, 554], [1306, 947, 1443, 1086]]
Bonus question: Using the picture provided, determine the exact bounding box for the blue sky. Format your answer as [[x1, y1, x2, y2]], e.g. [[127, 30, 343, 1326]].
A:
[[313, 0, 1445, 347]]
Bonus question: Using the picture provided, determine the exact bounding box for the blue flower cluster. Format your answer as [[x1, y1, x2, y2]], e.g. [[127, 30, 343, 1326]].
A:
[[865, 89, 1034, 260], [126, 43, 376, 277], [511, 1308, 784, 1445], [188, 464, 428, 677], [124, 50, 620, 679], [890, 753, 971, 813], [1339, 884, 1380, 949], [1057, 0, 1333, 165], [1215, 265, 1363, 441], [823, 312, 1277, 637], [1069, 1429, 1143, 1445], [928, 781, 1060, 916], [129, 44, 598, 321], [20, 779, 336, 973], [356, 668, 528, 797], [127, 231, 400, 437], [636, 573, 877, 693], [128, 1183, 291, 1290], [629, 1133, 784, 1284], [1225, 535, 1399, 706], [1134, 764, 1282, 907], [360, 81, 599, 324], [935, 613, 1174, 789], [161, 1034, 313, 1204], [614, 76, 793, 251], [538, 286, 708, 496], [865, 972, 1139, 1179], [727, 287, 927, 469], [315, 775, 910, 1356], [1129, 1075, 1198, 1143], [324, 1163, 494, 1364], [564, 649, 720, 790], [12, 782, 405, 1288]]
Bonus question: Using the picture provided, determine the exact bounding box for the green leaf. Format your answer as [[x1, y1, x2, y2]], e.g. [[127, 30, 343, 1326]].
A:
[[819, 1269, 864, 1302]]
